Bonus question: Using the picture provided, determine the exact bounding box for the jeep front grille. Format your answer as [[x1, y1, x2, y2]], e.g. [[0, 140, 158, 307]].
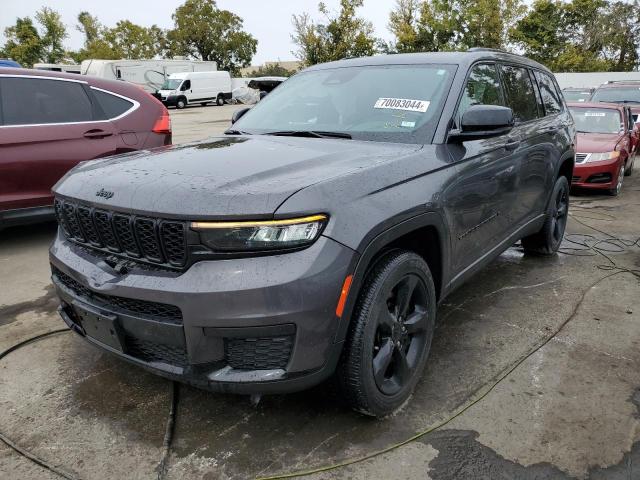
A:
[[54, 198, 187, 268]]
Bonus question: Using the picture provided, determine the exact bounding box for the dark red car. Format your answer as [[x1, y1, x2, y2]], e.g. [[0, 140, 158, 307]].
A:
[[0, 68, 171, 228], [590, 81, 640, 160], [568, 102, 635, 195]]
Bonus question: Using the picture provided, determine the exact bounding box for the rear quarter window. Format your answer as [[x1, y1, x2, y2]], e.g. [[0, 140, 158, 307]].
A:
[[91, 88, 135, 119], [499, 65, 539, 123], [534, 71, 563, 115], [0, 77, 93, 125]]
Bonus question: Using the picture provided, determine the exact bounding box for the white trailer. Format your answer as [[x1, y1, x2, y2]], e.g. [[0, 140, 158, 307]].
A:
[[554, 71, 640, 89], [33, 63, 81, 74], [80, 59, 218, 93]]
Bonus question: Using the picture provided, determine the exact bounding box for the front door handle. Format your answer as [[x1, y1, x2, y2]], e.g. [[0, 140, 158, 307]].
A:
[[505, 139, 520, 151], [83, 129, 113, 139]]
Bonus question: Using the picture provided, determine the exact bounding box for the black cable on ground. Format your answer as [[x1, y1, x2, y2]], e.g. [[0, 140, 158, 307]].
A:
[[0, 329, 80, 480], [256, 269, 630, 479], [157, 381, 179, 480], [257, 211, 640, 479]]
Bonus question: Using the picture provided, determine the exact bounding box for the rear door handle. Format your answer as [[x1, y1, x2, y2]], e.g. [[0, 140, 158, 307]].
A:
[[505, 139, 520, 151], [83, 129, 113, 139]]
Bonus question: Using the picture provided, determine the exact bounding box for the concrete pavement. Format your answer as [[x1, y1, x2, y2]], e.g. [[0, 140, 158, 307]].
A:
[[1, 105, 639, 479]]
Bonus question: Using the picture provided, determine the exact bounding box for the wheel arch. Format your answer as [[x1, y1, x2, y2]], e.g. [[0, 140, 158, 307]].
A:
[[334, 212, 450, 344]]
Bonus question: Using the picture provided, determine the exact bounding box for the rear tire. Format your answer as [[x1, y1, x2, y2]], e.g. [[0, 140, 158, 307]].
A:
[[522, 175, 569, 255], [176, 97, 186, 109], [338, 250, 436, 417], [216, 94, 225, 106]]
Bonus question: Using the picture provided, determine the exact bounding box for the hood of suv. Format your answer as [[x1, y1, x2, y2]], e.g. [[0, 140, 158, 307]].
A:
[[54, 135, 421, 219], [576, 132, 622, 153]]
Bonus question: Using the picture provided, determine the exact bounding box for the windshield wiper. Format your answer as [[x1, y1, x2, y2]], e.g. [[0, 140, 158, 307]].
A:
[[263, 130, 352, 139]]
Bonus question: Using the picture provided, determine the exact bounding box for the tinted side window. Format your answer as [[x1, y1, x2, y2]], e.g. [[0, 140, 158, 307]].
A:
[[0, 77, 93, 125], [456, 63, 504, 126], [92, 89, 134, 119], [182, 80, 191, 90], [499, 65, 539, 122], [534, 71, 562, 115]]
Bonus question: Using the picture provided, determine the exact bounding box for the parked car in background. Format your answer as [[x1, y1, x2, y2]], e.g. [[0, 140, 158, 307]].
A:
[[568, 102, 633, 195], [0, 68, 171, 229], [0, 59, 21, 68], [156, 71, 232, 108], [590, 80, 640, 164], [562, 87, 593, 102], [50, 50, 575, 417], [81, 59, 218, 93]]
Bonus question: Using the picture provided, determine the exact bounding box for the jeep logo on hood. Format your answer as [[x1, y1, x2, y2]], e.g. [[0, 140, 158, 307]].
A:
[[96, 188, 114, 199]]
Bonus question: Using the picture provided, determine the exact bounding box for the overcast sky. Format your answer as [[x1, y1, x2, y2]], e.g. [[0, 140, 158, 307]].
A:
[[1, 0, 395, 65]]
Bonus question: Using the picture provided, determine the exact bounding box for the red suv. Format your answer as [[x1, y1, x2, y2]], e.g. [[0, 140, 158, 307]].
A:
[[568, 102, 634, 195], [0, 69, 171, 228]]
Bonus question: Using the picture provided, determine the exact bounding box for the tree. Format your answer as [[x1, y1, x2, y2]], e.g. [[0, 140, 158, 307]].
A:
[[35, 7, 67, 63], [292, 0, 377, 66], [509, 0, 639, 71], [248, 64, 297, 77], [74, 12, 121, 61], [387, 0, 524, 53], [106, 20, 165, 59], [2, 17, 43, 67], [169, 0, 257, 75]]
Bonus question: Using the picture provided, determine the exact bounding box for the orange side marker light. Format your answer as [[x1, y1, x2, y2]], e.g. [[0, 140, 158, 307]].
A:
[[336, 275, 353, 318]]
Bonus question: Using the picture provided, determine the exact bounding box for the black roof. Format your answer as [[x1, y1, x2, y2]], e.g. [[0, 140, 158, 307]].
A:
[[305, 50, 551, 74]]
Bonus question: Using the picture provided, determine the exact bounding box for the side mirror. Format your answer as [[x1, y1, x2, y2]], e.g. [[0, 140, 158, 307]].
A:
[[259, 91, 267, 100], [231, 107, 251, 124], [448, 105, 514, 142]]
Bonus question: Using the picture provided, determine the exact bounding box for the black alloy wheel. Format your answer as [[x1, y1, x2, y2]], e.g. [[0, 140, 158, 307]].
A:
[[338, 250, 436, 417], [373, 273, 430, 395]]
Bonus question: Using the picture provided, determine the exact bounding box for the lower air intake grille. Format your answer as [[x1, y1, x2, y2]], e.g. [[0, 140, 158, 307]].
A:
[[125, 335, 188, 367], [52, 266, 182, 324], [225, 336, 293, 370]]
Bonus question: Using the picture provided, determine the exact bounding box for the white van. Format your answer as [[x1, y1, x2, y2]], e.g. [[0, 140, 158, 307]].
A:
[[156, 71, 232, 108], [80, 59, 218, 93]]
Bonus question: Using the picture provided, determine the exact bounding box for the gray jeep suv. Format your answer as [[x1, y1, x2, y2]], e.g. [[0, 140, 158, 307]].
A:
[[50, 50, 575, 416]]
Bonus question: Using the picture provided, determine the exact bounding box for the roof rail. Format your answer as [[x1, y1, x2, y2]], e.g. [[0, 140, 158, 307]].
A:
[[467, 47, 514, 55], [604, 80, 640, 84]]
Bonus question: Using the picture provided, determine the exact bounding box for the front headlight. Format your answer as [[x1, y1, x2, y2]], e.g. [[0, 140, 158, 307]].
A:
[[191, 214, 328, 252], [586, 151, 620, 162]]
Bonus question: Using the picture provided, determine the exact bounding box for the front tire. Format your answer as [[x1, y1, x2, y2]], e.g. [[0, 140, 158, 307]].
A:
[[609, 164, 624, 196], [338, 250, 436, 417], [522, 175, 569, 255], [216, 94, 225, 106], [176, 97, 186, 109]]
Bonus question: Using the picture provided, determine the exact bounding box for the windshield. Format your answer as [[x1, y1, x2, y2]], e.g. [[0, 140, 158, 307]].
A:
[[233, 64, 456, 144], [591, 86, 640, 103], [563, 90, 592, 102], [161, 79, 182, 90], [569, 107, 623, 134]]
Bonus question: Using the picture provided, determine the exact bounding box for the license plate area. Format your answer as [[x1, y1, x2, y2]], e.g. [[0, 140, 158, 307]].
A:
[[73, 301, 124, 352]]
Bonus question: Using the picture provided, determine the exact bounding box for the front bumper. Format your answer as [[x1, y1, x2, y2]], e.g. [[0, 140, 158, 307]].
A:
[[572, 157, 622, 189], [50, 231, 357, 394]]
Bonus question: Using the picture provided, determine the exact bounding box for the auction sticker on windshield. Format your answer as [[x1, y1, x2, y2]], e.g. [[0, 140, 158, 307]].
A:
[[374, 98, 430, 113]]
